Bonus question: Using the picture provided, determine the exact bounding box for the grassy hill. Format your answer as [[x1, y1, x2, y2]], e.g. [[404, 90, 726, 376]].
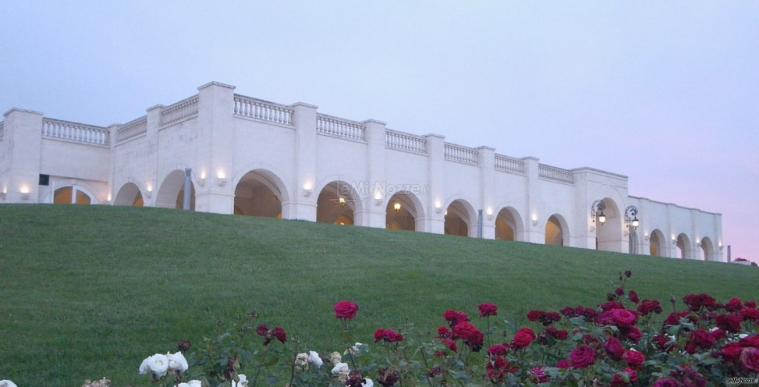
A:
[[0, 205, 756, 386]]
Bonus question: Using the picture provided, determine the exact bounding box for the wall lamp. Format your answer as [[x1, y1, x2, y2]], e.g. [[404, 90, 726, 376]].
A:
[[591, 200, 606, 225], [624, 205, 640, 231]]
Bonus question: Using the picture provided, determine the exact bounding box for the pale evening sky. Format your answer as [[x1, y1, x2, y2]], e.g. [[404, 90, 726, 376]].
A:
[[1, 1, 757, 261]]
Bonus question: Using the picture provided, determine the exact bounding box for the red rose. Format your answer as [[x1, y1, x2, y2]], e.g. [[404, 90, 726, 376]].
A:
[[599, 308, 638, 328], [628, 290, 640, 304], [721, 343, 743, 361], [663, 311, 690, 326], [272, 326, 287, 343], [443, 310, 470, 325], [546, 326, 568, 340], [725, 297, 744, 312], [746, 301, 758, 309], [604, 337, 624, 360], [615, 287, 625, 296], [716, 313, 743, 333], [529, 367, 549, 383], [741, 347, 759, 372], [453, 321, 483, 351], [601, 301, 625, 311], [653, 335, 674, 351], [479, 303, 498, 317], [441, 338, 457, 352], [688, 329, 716, 352], [374, 329, 386, 342], [623, 326, 642, 343], [527, 310, 544, 321], [637, 300, 663, 316], [570, 345, 596, 369], [487, 344, 509, 357], [739, 335, 759, 348], [611, 368, 638, 386], [622, 350, 645, 368], [557, 359, 571, 369], [512, 328, 536, 349], [486, 356, 511, 383], [742, 308, 759, 322], [334, 301, 359, 320], [683, 293, 717, 311], [375, 328, 403, 343], [438, 326, 451, 338], [256, 324, 269, 336]]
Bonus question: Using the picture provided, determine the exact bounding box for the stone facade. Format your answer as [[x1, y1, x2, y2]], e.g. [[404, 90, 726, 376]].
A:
[[0, 81, 724, 261]]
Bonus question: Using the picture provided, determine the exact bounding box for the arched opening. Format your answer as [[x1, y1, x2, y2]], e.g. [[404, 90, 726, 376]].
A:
[[53, 186, 91, 205], [676, 233, 692, 259], [317, 181, 362, 225], [386, 191, 423, 232], [700, 237, 715, 261], [495, 207, 523, 241], [444, 199, 475, 237], [649, 229, 665, 257], [545, 214, 568, 246], [594, 198, 624, 253], [234, 170, 287, 218], [156, 170, 195, 210], [114, 183, 144, 207]]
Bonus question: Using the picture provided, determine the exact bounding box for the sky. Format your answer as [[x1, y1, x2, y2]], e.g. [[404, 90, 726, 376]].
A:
[[1, 1, 757, 261]]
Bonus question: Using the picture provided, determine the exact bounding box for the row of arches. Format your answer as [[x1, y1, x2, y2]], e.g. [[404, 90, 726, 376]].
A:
[[107, 169, 715, 260]]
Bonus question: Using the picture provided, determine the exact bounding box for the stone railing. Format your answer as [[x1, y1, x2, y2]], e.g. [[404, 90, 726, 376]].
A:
[[539, 163, 574, 183], [0, 121, 4, 141], [160, 95, 199, 126], [385, 129, 427, 155], [234, 94, 294, 126], [116, 116, 147, 144], [445, 142, 479, 166], [495, 153, 525, 175], [316, 113, 366, 142], [42, 118, 110, 146]]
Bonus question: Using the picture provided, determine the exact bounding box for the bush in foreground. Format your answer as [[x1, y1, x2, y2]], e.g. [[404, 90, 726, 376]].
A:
[[87, 271, 759, 386]]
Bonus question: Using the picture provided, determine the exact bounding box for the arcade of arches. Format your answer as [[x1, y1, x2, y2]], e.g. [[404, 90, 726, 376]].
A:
[[386, 192, 420, 231]]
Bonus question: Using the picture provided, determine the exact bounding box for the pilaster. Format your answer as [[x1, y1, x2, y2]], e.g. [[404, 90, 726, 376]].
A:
[[478, 146, 495, 239], [3, 108, 44, 203], [523, 157, 543, 243], [425, 133, 445, 234], [363, 119, 387, 228], [290, 102, 319, 221]]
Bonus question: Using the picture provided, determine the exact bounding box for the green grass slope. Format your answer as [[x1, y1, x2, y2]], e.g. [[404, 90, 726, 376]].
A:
[[0, 205, 757, 385]]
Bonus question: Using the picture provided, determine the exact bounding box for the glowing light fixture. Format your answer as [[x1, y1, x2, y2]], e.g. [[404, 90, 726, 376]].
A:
[[393, 202, 401, 212], [338, 196, 346, 207]]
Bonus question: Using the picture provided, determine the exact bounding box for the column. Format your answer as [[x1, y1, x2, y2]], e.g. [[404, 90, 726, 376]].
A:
[[477, 146, 495, 239], [290, 102, 319, 221], [522, 157, 543, 243], [363, 119, 387, 228], [425, 134, 445, 234]]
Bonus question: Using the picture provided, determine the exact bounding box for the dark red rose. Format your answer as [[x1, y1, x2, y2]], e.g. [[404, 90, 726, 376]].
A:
[[746, 300, 758, 309], [256, 324, 269, 336], [637, 299, 663, 316], [374, 329, 386, 342], [527, 310, 544, 321], [512, 328, 536, 349], [441, 338, 457, 352], [546, 326, 568, 340], [557, 359, 571, 369], [653, 335, 674, 351], [604, 337, 625, 360], [486, 356, 511, 383], [725, 297, 744, 312], [453, 321, 483, 351], [672, 366, 707, 387], [688, 329, 716, 351], [653, 377, 680, 387], [487, 343, 509, 357], [628, 290, 640, 304], [375, 328, 403, 343], [663, 311, 690, 326], [335, 301, 359, 320], [742, 308, 759, 322], [611, 368, 638, 386], [716, 313, 743, 333], [711, 328, 726, 341], [739, 335, 759, 348], [272, 326, 287, 343], [345, 370, 367, 387], [623, 350, 645, 368], [615, 287, 625, 296], [683, 293, 717, 311], [478, 303, 498, 317], [570, 345, 596, 369], [741, 347, 759, 372], [721, 343, 744, 361], [437, 326, 451, 338], [599, 308, 638, 328], [560, 307, 575, 317], [621, 326, 642, 343], [443, 310, 470, 325]]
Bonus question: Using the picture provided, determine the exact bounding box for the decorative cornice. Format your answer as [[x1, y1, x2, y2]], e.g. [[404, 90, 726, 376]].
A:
[[4, 107, 43, 117], [197, 81, 236, 91]]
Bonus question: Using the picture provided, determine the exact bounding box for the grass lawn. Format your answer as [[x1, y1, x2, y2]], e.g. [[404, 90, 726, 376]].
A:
[[0, 205, 757, 385]]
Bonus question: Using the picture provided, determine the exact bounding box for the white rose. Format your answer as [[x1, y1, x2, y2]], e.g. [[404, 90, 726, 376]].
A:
[[232, 374, 248, 387], [167, 351, 189, 373], [363, 378, 374, 387], [294, 353, 309, 370], [138, 353, 169, 377], [331, 362, 350, 375], [329, 351, 342, 365], [177, 381, 202, 387], [307, 350, 323, 368], [0, 380, 18, 387], [345, 342, 366, 357]]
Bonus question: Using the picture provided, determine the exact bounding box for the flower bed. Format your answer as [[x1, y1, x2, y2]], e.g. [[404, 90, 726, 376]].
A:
[[67, 271, 759, 386]]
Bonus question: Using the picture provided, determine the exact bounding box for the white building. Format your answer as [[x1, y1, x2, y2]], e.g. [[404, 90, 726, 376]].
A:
[[0, 81, 723, 261]]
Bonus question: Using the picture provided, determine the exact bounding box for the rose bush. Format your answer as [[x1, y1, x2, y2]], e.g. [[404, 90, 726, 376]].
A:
[[128, 272, 758, 386]]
